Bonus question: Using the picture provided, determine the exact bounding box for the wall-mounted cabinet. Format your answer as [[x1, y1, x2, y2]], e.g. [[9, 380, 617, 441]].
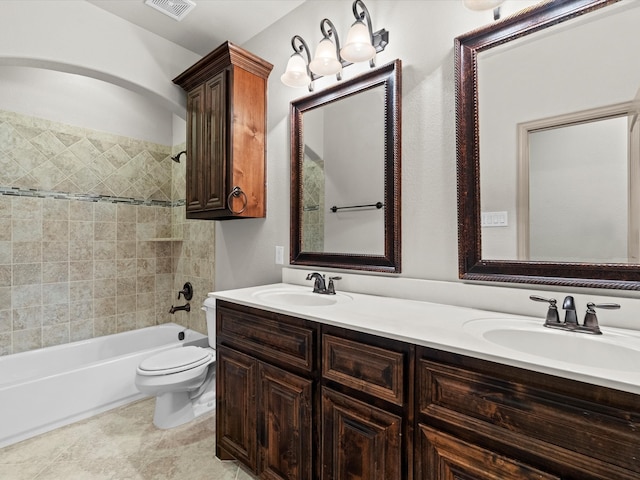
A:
[[173, 42, 273, 220]]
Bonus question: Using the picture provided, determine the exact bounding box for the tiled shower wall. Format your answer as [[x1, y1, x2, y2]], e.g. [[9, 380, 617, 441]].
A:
[[0, 110, 215, 356], [302, 153, 325, 252]]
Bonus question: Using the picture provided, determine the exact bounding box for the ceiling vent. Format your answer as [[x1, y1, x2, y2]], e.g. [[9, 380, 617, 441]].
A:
[[144, 0, 196, 21]]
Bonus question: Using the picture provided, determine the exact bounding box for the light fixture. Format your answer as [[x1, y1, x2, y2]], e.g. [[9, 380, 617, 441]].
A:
[[463, 0, 506, 20], [341, 0, 377, 66], [281, 0, 389, 91], [280, 36, 314, 90], [309, 19, 342, 78]]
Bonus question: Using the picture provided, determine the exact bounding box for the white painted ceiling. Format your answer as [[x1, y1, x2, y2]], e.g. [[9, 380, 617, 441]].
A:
[[86, 0, 306, 56]]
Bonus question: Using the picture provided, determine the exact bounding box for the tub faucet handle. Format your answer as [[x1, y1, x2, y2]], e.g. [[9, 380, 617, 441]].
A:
[[529, 295, 560, 325], [178, 282, 193, 301]]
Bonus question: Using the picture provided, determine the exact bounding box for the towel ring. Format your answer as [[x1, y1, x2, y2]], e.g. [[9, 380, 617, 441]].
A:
[[227, 186, 247, 214]]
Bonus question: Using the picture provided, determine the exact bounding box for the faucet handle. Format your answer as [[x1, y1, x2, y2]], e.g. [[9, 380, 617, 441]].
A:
[[582, 302, 620, 334], [327, 276, 342, 294], [529, 295, 560, 325], [178, 282, 193, 301]]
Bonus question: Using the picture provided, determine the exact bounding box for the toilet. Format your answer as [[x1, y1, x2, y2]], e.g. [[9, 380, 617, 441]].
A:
[[135, 297, 217, 429]]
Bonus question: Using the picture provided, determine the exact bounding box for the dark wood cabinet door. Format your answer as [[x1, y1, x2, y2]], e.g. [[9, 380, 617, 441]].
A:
[[202, 71, 226, 211], [216, 345, 257, 470], [185, 84, 205, 213], [258, 362, 313, 480], [321, 387, 402, 480], [417, 424, 559, 480]]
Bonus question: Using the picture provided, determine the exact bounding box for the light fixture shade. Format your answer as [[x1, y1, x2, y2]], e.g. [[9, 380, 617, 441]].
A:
[[309, 38, 342, 76], [280, 53, 311, 87], [340, 20, 375, 63], [463, 0, 505, 11]]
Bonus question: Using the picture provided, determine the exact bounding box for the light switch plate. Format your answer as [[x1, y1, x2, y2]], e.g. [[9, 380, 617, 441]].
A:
[[275, 246, 284, 265], [481, 211, 508, 227]]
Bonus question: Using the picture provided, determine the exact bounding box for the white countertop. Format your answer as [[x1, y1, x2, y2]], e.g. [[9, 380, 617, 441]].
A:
[[209, 283, 640, 395]]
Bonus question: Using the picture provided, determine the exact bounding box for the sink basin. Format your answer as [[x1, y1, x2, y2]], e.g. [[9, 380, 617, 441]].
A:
[[252, 288, 352, 307], [464, 318, 640, 371]]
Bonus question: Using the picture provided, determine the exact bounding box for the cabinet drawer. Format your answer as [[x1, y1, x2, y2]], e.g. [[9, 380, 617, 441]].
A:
[[218, 303, 316, 373], [418, 356, 640, 478], [322, 334, 405, 405], [417, 424, 559, 480]]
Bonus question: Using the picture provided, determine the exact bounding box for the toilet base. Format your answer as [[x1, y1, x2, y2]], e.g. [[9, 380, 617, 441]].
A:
[[153, 391, 195, 429], [151, 378, 216, 429]]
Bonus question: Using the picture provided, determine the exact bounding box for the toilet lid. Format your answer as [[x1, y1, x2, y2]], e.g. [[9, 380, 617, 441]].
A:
[[138, 346, 213, 376]]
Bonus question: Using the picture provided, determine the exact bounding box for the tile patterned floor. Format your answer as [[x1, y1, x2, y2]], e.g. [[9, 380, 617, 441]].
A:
[[0, 398, 257, 480]]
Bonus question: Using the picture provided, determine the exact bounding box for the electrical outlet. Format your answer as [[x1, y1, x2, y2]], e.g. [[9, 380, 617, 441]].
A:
[[275, 245, 284, 265]]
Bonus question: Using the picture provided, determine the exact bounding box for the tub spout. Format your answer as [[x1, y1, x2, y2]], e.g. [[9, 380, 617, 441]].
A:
[[169, 303, 191, 314]]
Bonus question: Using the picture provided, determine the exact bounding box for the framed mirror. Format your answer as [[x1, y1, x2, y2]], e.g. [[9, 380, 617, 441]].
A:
[[290, 59, 401, 273], [455, 0, 640, 289]]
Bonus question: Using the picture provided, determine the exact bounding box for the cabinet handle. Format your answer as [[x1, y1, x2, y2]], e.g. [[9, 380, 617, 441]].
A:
[[228, 186, 248, 214]]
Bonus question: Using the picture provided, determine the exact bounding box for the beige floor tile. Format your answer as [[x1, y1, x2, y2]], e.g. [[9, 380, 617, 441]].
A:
[[0, 398, 257, 480]]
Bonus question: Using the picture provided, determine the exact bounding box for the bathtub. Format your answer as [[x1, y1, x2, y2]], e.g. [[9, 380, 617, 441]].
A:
[[0, 323, 208, 448]]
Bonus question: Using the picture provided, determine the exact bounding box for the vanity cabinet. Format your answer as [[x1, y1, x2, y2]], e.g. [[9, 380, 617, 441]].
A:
[[216, 301, 317, 480], [173, 42, 273, 220], [320, 327, 414, 480], [415, 347, 640, 480], [216, 299, 639, 480]]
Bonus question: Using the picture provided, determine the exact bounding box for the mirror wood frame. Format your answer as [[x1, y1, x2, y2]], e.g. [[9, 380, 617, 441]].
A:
[[290, 59, 401, 273], [454, 0, 640, 290]]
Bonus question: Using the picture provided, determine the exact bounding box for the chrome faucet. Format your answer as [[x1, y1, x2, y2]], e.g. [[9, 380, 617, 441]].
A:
[[306, 272, 341, 295], [530, 295, 620, 335]]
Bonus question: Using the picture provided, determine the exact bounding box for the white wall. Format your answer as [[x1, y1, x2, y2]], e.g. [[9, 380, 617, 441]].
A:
[[529, 118, 628, 262], [216, 0, 537, 290], [0, 66, 174, 145], [0, 0, 199, 117]]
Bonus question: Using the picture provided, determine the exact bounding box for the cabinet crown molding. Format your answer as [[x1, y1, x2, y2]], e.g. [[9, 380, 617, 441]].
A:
[[173, 41, 273, 91]]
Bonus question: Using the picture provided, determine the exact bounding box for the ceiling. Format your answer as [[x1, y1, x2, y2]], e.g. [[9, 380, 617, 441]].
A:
[[86, 0, 306, 56]]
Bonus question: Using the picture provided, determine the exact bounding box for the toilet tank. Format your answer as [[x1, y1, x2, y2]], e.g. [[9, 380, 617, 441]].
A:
[[202, 297, 217, 348]]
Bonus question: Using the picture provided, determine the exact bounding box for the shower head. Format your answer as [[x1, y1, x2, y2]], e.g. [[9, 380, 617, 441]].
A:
[[171, 150, 186, 163]]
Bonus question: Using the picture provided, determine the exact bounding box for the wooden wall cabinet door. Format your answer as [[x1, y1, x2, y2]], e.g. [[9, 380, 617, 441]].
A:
[[174, 41, 273, 220]]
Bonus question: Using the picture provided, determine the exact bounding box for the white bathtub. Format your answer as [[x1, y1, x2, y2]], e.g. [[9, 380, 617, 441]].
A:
[[0, 323, 208, 448]]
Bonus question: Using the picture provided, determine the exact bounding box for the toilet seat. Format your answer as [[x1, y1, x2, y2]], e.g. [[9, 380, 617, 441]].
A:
[[137, 346, 214, 376]]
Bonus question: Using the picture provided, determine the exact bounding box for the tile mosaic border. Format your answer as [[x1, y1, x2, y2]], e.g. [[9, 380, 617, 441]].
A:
[[0, 186, 185, 207]]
